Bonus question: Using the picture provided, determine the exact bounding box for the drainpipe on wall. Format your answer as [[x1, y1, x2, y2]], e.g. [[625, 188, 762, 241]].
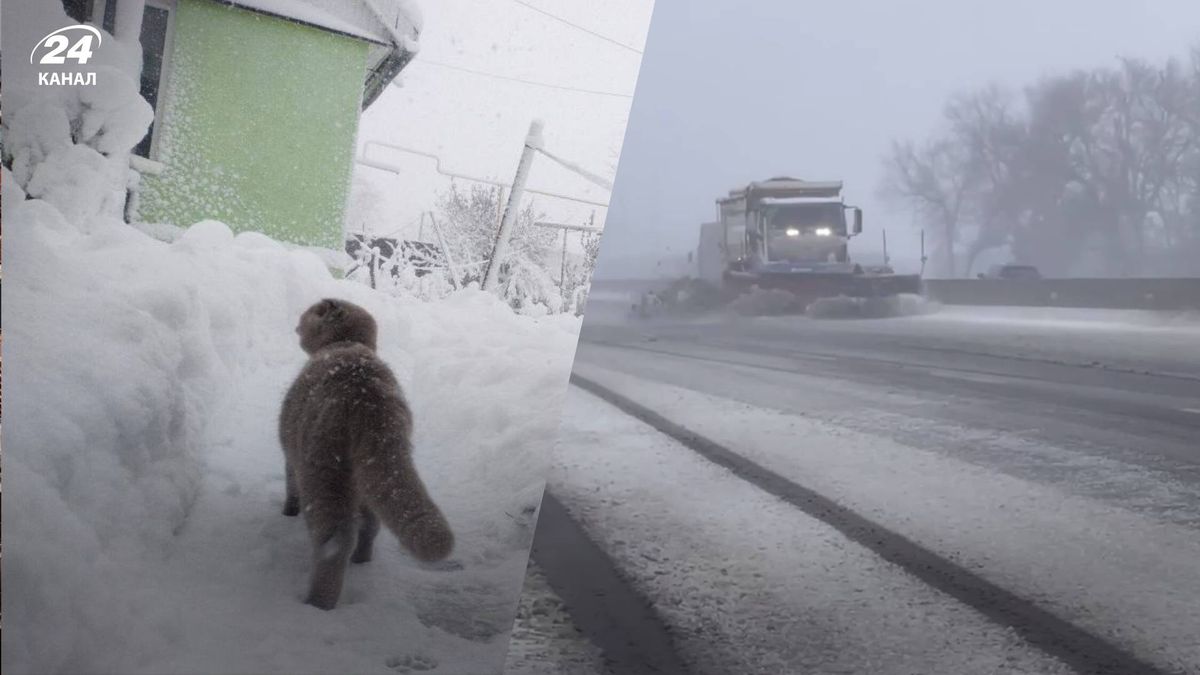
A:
[[114, 0, 147, 47], [113, 0, 147, 223]]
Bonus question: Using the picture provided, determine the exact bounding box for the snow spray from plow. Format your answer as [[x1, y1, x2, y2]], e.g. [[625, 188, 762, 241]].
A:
[[624, 277, 939, 320], [804, 292, 938, 319]]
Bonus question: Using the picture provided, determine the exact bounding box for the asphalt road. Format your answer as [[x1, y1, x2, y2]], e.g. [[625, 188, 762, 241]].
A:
[[529, 303, 1200, 674], [579, 305, 1200, 520]]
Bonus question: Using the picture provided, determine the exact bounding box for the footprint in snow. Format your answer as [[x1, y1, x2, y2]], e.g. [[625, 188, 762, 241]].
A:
[[386, 654, 437, 672], [416, 557, 465, 572]]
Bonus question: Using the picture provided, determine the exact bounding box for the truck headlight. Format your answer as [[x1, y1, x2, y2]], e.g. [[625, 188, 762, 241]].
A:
[[785, 227, 800, 237], [815, 227, 832, 237]]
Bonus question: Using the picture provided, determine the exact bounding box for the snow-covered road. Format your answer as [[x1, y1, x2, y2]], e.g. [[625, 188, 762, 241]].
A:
[[540, 307, 1200, 673], [503, 562, 612, 675]]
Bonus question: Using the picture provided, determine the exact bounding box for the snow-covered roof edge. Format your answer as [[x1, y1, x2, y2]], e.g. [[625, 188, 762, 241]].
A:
[[357, 0, 420, 108], [219, 0, 418, 45], [215, 0, 420, 108]]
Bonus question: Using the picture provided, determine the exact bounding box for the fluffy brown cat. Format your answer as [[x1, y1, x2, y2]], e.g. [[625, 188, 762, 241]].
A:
[[279, 298, 453, 610]]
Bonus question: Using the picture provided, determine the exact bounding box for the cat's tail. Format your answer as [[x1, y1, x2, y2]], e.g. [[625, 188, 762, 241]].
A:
[[356, 440, 454, 562]]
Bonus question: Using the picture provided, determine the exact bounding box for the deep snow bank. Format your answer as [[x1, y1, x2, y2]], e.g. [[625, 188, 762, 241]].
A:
[[4, 3, 579, 671], [2, 199, 300, 669], [2, 195, 578, 673]]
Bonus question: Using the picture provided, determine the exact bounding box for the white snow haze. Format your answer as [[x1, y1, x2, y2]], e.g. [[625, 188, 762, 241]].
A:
[[593, 0, 1200, 278], [354, 0, 654, 242]]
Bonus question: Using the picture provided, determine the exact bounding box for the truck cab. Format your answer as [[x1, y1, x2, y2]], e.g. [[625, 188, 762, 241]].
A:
[[696, 176, 919, 304], [716, 178, 863, 276], [756, 196, 854, 265]]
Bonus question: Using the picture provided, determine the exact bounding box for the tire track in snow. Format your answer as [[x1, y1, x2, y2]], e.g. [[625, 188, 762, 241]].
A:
[[570, 372, 1178, 675], [528, 490, 691, 674]]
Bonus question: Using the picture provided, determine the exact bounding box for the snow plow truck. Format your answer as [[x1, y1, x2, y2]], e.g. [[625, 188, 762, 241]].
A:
[[697, 177, 921, 307]]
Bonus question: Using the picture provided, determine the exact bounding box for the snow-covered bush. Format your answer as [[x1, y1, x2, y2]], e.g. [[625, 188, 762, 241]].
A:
[[346, 252, 458, 303], [434, 183, 564, 313], [561, 228, 604, 316], [347, 183, 603, 316], [2, 2, 153, 226], [500, 257, 563, 315]]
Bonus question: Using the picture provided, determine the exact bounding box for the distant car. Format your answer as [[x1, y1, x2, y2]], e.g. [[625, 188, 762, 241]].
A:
[[978, 264, 1042, 280]]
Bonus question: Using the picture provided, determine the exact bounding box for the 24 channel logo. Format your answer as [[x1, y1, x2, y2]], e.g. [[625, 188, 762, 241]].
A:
[[30, 25, 103, 86]]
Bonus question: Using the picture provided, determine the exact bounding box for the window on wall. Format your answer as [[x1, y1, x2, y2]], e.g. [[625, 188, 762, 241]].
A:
[[133, 3, 173, 158], [62, 0, 90, 23], [62, 0, 118, 33], [61, 0, 175, 159]]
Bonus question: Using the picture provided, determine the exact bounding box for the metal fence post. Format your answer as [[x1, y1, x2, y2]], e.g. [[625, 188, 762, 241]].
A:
[[482, 120, 544, 291], [427, 211, 463, 290]]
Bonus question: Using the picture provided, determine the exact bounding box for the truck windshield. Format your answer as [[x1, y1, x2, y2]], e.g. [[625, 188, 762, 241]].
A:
[[763, 203, 846, 234], [761, 204, 847, 263]]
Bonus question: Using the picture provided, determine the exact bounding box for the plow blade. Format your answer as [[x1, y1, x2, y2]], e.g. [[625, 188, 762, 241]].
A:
[[725, 271, 922, 307]]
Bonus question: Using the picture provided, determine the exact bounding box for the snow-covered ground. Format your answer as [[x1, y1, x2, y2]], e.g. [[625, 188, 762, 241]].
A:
[[2, 188, 580, 672], [502, 563, 611, 675], [3, 3, 587, 672], [584, 293, 1200, 381], [753, 304, 1200, 380], [551, 353, 1200, 673], [550, 386, 1074, 675], [923, 304, 1200, 333]]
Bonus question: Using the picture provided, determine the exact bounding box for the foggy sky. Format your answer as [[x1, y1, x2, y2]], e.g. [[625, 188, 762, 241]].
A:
[[355, 0, 651, 243], [596, 0, 1200, 277]]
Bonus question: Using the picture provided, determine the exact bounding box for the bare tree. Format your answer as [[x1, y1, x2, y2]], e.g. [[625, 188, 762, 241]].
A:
[[884, 45, 1200, 278], [880, 137, 975, 277], [1010, 72, 1104, 274], [943, 85, 1028, 274]]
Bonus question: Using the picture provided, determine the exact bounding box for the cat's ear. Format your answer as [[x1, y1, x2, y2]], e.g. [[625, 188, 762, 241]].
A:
[[312, 299, 334, 316], [324, 301, 347, 322]]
